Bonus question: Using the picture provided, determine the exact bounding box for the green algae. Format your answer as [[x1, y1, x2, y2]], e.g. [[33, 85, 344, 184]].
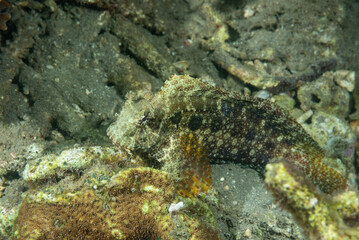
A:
[[265, 162, 359, 240]]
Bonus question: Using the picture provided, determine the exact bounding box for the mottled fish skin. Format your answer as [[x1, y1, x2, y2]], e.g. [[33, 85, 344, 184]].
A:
[[108, 75, 347, 194]]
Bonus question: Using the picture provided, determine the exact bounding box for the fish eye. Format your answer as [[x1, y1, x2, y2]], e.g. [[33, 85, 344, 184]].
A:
[[138, 112, 150, 126]]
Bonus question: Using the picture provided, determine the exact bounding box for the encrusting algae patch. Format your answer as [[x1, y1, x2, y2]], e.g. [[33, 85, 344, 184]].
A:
[[265, 163, 359, 240], [107, 74, 348, 194], [13, 167, 219, 240]]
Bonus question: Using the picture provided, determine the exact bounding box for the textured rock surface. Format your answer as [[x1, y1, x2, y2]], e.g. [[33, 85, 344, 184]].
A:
[[16, 9, 121, 137], [0, 120, 45, 178]]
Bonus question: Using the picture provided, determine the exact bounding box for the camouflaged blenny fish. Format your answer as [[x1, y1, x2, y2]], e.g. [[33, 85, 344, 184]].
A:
[[107, 75, 348, 194]]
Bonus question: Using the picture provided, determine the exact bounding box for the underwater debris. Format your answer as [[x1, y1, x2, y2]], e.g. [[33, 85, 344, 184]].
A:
[[110, 16, 174, 80], [265, 162, 359, 240], [210, 49, 337, 93], [210, 49, 274, 90], [200, 6, 338, 93], [266, 58, 337, 94], [0, 0, 10, 31], [74, 0, 176, 80], [108, 75, 347, 194], [13, 167, 219, 240]]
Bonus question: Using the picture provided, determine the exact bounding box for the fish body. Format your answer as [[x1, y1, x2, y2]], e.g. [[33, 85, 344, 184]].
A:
[[108, 75, 347, 194]]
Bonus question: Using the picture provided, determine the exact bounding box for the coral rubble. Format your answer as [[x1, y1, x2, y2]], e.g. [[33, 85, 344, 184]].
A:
[[22, 146, 122, 183], [297, 71, 350, 117], [265, 163, 359, 240]]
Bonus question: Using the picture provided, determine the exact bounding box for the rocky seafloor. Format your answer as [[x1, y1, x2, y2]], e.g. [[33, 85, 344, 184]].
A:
[[1, 0, 359, 239]]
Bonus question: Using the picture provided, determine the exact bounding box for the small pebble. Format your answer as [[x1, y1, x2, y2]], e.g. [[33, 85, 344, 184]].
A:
[[334, 70, 355, 92], [243, 7, 255, 18], [296, 110, 313, 124], [244, 228, 252, 238], [254, 90, 270, 99]]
